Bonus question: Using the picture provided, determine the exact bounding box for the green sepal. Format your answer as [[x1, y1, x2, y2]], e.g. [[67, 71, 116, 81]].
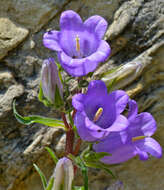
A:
[[13, 100, 66, 130], [87, 71, 94, 78], [107, 77, 118, 92], [78, 80, 89, 88], [38, 83, 53, 107], [73, 186, 85, 190], [33, 163, 47, 190], [83, 151, 110, 162], [46, 177, 54, 190], [100, 65, 123, 78], [54, 85, 64, 109], [45, 147, 58, 164], [68, 111, 73, 126]]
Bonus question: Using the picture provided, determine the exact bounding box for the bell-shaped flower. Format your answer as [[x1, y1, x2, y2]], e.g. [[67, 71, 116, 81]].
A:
[[72, 80, 129, 141], [41, 58, 63, 107], [93, 100, 162, 164], [43, 10, 111, 77], [52, 157, 74, 190]]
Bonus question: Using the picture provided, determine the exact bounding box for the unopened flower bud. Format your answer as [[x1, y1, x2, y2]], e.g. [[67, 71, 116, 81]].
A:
[[52, 157, 74, 190], [41, 58, 63, 107]]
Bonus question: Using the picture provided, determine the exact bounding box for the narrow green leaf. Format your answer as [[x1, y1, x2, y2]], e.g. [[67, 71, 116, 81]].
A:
[[33, 163, 47, 190], [84, 151, 110, 162], [13, 100, 66, 130], [46, 177, 54, 190], [45, 147, 58, 164], [84, 161, 115, 178]]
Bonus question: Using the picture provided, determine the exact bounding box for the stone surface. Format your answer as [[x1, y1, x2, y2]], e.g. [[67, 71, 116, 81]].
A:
[[0, 0, 164, 190], [0, 18, 29, 60], [0, 0, 70, 33]]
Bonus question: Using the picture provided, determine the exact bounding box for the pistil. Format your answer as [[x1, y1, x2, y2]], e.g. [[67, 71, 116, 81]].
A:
[[132, 136, 146, 142], [93, 107, 103, 122], [75, 35, 80, 53]]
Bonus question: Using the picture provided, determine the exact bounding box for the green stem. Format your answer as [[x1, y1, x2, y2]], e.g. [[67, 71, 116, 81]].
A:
[[82, 166, 88, 190]]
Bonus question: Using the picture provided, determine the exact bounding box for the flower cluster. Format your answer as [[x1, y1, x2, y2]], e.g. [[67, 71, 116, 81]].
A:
[[41, 10, 162, 164], [72, 80, 162, 164]]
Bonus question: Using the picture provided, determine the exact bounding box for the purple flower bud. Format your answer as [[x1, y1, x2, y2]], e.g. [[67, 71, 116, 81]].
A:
[[52, 157, 74, 190], [41, 58, 63, 104]]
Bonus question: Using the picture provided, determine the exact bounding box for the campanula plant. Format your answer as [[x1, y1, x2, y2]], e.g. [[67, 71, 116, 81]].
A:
[[13, 10, 162, 190]]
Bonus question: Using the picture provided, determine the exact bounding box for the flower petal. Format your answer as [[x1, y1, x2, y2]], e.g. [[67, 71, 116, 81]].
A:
[[93, 131, 128, 153], [58, 40, 110, 77], [107, 115, 129, 132], [87, 80, 108, 96], [74, 111, 108, 141], [87, 40, 111, 63], [74, 111, 94, 141], [127, 99, 138, 121], [72, 93, 84, 111], [60, 10, 83, 31], [58, 51, 99, 76], [59, 28, 99, 58], [108, 90, 129, 114], [129, 112, 157, 137], [135, 147, 149, 161], [43, 30, 61, 51], [100, 144, 137, 164], [84, 15, 108, 39], [83, 81, 113, 126], [135, 137, 162, 158]]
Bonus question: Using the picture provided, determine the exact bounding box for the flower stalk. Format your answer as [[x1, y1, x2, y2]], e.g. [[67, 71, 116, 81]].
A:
[[61, 112, 75, 155]]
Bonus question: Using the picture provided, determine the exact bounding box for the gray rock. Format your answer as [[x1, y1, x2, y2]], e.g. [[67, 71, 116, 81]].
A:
[[0, 0, 69, 33], [0, 18, 29, 60]]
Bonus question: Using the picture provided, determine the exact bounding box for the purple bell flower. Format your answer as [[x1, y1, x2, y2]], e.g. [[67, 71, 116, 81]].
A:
[[43, 10, 111, 77], [93, 100, 162, 164], [72, 80, 129, 141], [41, 58, 63, 104]]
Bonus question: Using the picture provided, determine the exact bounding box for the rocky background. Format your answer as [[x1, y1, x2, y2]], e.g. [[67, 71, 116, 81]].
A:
[[0, 0, 164, 190]]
